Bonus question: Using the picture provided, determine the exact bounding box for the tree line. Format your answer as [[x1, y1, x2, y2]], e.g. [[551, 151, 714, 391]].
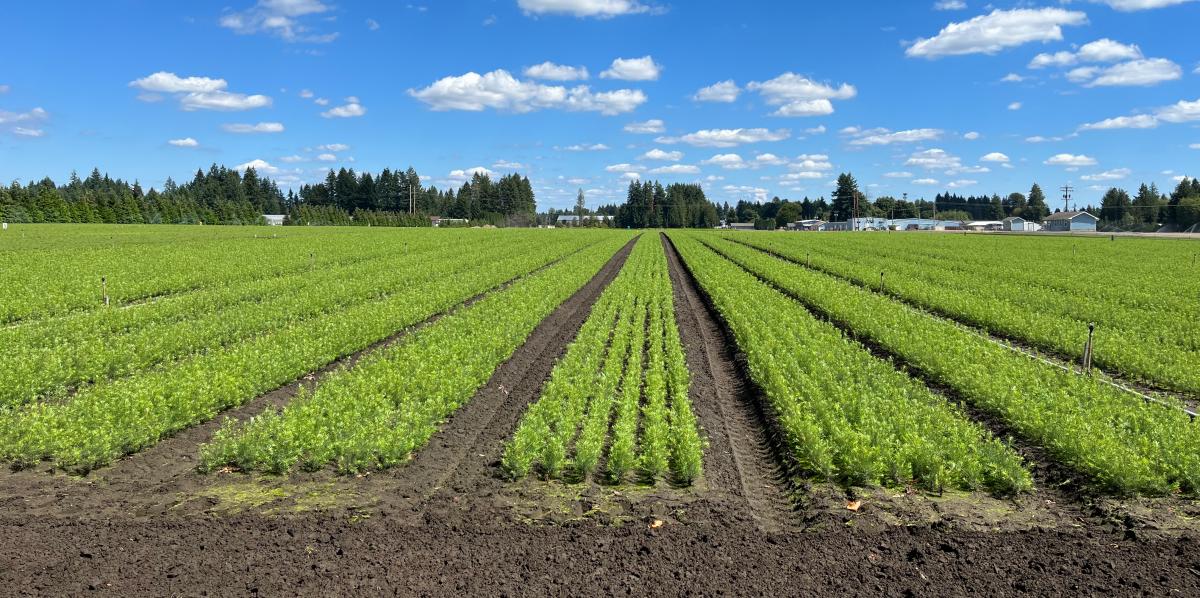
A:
[[0, 165, 536, 227]]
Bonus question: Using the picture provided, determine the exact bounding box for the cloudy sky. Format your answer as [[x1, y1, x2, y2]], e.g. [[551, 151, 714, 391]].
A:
[[1, 0, 1198, 209]]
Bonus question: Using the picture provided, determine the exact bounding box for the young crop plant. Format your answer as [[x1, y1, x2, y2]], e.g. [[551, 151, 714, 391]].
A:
[[198, 235, 635, 475], [0, 231, 607, 472], [669, 232, 1032, 495], [701, 233, 1200, 496], [502, 234, 704, 486]]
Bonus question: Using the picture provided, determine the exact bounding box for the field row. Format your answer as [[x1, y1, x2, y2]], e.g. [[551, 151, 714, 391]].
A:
[[502, 234, 703, 485]]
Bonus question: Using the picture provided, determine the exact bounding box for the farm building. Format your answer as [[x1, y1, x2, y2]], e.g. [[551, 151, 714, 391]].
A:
[[963, 221, 1005, 232], [556, 215, 614, 226], [886, 218, 962, 231], [1002, 217, 1042, 232], [787, 219, 826, 231], [263, 214, 286, 226], [727, 222, 757, 231], [430, 217, 469, 228], [1043, 211, 1099, 232]]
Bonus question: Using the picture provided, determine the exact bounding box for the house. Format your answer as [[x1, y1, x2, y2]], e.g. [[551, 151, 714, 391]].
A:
[[263, 214, 286, 226], [1043, 210, 1099, 232]]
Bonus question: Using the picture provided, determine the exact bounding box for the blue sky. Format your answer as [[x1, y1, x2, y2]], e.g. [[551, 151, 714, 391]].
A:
[[1, 0, 1198, 210]]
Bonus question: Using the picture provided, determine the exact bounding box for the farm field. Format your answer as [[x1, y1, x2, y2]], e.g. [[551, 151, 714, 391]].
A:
[[2, 224, 1200, 595]]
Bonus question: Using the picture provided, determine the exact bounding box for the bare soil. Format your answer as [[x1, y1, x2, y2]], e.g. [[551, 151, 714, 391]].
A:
[[2, 234, 1199, 596]]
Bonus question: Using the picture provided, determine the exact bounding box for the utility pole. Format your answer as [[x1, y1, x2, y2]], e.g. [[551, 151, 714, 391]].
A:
[[1060, 185, 1074, 213]]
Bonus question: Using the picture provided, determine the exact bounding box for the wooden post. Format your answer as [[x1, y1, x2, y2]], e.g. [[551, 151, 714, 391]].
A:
[[309, 252, 315, 269], [806, 251, 810, 267], [880, 271, 885, 292], [1082, 323, 1095, 375], [101, 277, 109, 307]]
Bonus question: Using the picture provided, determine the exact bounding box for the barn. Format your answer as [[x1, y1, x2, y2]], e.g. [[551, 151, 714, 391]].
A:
[[1043, 211, 1099, 232]]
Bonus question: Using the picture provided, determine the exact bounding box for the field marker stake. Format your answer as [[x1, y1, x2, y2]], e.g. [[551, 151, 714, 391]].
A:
[[101, 276, 109, 307]]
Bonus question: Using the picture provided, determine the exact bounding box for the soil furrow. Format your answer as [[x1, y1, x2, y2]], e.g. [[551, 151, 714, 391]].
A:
[[387, 237, 638, 521], [661, 233, 798, 532]]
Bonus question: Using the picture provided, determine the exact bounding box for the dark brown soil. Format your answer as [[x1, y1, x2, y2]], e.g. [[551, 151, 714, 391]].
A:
[[2, 234, 1200, 596]]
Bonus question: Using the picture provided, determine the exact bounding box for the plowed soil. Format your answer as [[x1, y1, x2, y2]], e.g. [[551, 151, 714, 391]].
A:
[[2, 235, 1199, 597]]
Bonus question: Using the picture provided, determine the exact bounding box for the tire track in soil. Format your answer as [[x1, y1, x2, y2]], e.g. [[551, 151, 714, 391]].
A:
[[696, 236, 1104, 523], [0, 245, 596, 519], [660, 233, 798, 533], [380, 237, 638, 522]]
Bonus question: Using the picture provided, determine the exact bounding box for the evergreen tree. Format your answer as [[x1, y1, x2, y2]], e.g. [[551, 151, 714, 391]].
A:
[[1026, 184, 1050, 222]]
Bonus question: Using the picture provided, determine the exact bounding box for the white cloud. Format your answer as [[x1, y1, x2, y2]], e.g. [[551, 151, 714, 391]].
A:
[[1156, 98, 1200, 123], [847, 128, 942, 146], [0, 85, 9, 94], [1008, 102, 1023, 111], [1029, 50, 1079, 69], [366, 18, 380, 31], [523, 61, 589, 81], [746, 73, 856, 117], [182, 91, 272, 111], [13, 127, 44, 137], [1081, 168, 1132, 181], [905, 148, 963, 171], [605, 163, 644, 172], [517, 0, 651, 18], [1072, 58, 1182, 87], [1078, 38, 1144, 62], [884, 171, 913, 178], [1001, 73, 1026, 83], [1078, 114, 1159, 130], [624, 119, 665, 134], [482, 14, 498, 26], [1089, 0, 1195, 11], [790, 154, 834, 171], [906, 8, 1087, 58], [409, 69, 646, 115], [130, 72, 227, 93], [649, 164, 700, 175], [804, 125, 827, 135], [1190, 143, 1200, 150], [235, 158, 287, 175], [316, 153, 337, 162], [641, 148, 682, 161], [314, 97, 330, 106], [620, 172, 642, 181], [563, 143, 610, 151], [321, 98, 367, 118], [316, 143, 350, 151], [1045, 153, 1098, 167], [947, 179, 978, 188], [299, 89, 314, 98], [721, 185, 769, 202], [600, 56, 662, 81], [913, 178, 940, 185], [980, 152, 1010, 163], [219, 0, 337, 43], [701, 153, 748, 169], [693, 80, 740, 102], [934, 0, 966, 9], [168, 137, 199, 147], [656, 127, 791, 147], [754, 153, 787, 166], [448, 166, 497, 181], [493, 160, 527, 169], [781, 171, 825, 180], [1025, 135, 1063, 143], [0, 107, 48, 126], [222, 122, 285, 133], [280, 155, 306, 163], [963, 131, 980, 140]]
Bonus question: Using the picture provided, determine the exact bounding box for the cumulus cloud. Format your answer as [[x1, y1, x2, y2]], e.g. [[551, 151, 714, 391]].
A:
[[561, 143, 610, 151], [701, 153, 748, 169], [884, 171, 913, 178], [721, 185, 769, 202], [523, 61, 589, 81], [316, 143, 350, 151], [1077, 97, 1200, 131], [641, 148, 682, 161], [321, 97, 367, 118], [746, 73, 856, 117], [222, 122, 285, 133], [517, 0, 653, 18], [934, 0, 966, 9], [1081, 168, 1132, 181], [168, 137, 199, 147], [1045, 153, 1098, 167], [790, 153, 833, 171], [655, 127, 791, 147], [754, 153, 787, 166], [1070, 58, 1182, 87], [906, 8, 1087, 58], [448, 166, 497, 182], [130, 71, 271, 111], [624, 119, 664, 134], [947, 179, 978, 189], [599, 56, 662, 81], [1001, 73, 1026, 83], [693, 80, 740, 102], [605, 163, 644, 172], [905, 148, 963, 171], [913, 178, 940, 185], [316, 153, 337, 162], [1089, 0, 1195, 11], [366, 18, 380, 31], [409, 69, 646, 115], [649, 164, 700, 175], [847, 128, 942, 146], [493, 160, 527, 169], [963, 131, 980, 140], [1078, 114, 1158, 131], [13, 127, 44, 137], [1008, 102, 1023, 111], [219, 0, 338, 43], [980, 152, 1010, 163]]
